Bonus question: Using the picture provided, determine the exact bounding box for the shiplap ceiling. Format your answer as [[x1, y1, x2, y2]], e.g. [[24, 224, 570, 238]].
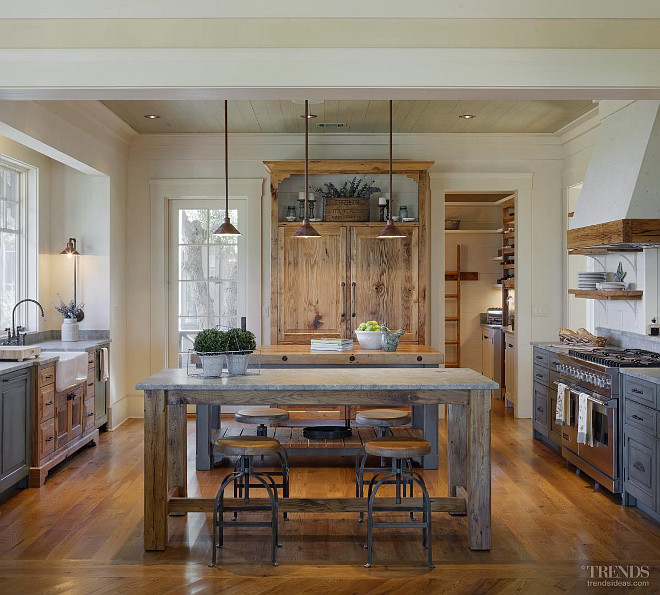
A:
[[101, 99, 594, 134]]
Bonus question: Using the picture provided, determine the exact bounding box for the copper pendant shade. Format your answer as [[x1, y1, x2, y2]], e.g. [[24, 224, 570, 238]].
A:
[[292, 100, 320, 238], [378, 100, 406, 239], [213, 100, 241, 236]]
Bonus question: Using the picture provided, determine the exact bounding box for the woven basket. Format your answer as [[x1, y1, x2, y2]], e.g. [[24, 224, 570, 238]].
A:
[[324, 197, 369, 222]]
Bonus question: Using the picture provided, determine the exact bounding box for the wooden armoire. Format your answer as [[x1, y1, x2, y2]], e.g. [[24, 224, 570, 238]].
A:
[[266, 160, 432, 346]]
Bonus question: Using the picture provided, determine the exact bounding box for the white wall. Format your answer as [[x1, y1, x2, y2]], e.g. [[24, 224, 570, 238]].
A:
[[125, 132, 565, 418], [0, 101, 132, 428]]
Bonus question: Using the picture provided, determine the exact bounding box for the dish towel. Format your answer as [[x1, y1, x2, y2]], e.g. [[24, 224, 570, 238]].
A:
[[100, 347, 110, 381], [555, 383, 569, 424], [577, 392, 593, 446]]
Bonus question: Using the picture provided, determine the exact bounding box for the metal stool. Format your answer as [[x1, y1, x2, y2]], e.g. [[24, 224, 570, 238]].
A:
[[210, 436, 282, 567], [355, 408, 413, 520], [362, 436, 434, 569], [233, 407, 290, 517]]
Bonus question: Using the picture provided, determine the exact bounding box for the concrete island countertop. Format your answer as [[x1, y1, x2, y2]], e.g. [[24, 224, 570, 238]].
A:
[[136, 366, 498, 392], [620, 367, 660, 384], [0, 338, 110, 376]]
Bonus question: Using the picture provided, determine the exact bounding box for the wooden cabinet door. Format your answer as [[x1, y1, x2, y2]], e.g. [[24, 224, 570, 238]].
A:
[[277, 224, 347, 343], [55, 394, 69, 449], [349, 226, 418, 342]]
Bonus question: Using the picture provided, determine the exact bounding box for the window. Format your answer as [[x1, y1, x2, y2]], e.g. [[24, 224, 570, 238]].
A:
[[0, 159, 26, 330]]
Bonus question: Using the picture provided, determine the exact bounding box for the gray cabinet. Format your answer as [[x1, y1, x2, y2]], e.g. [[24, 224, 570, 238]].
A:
[[0, 368, 31, 493], [622, 373, 659, 517], [532, 346, 561, 447]]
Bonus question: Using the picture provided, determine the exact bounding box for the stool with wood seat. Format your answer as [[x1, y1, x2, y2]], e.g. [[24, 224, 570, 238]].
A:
[[354, 408, 413, 520], [361, 436, 434, 569], [232, 407, 290, 514], [210, 436, 283, 567]]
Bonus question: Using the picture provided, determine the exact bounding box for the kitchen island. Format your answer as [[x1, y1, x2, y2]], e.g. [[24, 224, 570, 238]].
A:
[[195, 345, 444, 470], [136, 366, 497, 553]]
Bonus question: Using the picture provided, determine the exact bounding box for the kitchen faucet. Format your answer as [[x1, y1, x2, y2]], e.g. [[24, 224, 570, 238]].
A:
[[4, 299, 45, 346]]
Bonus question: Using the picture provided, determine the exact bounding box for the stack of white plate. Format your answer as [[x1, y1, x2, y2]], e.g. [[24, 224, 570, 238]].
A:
[[577, 272, 606, 289]]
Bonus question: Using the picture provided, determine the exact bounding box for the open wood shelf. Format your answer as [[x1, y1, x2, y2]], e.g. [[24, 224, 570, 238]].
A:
[[568, 289, 643, 300]]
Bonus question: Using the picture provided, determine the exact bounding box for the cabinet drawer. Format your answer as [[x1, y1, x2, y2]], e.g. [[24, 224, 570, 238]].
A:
[[38, 364, 55, 388], [625, 400, 657, 437], [549, 353, 561, 371], [533, 382, 548, 435], [39, 418, 55, 459], [38, 384, 55, 423], [623, 376, 657, 409], [533, 348, 550, 368], [624, 429, 657, 509], [533, 363, 549, 386], [83, 399, 95, 432]]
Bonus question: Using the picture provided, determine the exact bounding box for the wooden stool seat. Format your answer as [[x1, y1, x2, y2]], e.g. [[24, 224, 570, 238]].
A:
[[215, 436, 282, 456], [356, 409, 411, 427], [365, 437, 431, 458], [235, 407, 289, 425]]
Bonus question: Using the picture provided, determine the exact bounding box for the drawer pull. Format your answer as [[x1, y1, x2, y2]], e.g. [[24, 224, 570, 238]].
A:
[[631, 414, 644, 421], [45, 437, 54, 442], [633, 461, 645, 473], [631, 388, 644, 395]]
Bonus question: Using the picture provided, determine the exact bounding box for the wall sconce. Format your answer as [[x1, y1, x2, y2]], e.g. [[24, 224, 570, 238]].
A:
[[60, 237, 80, 304]]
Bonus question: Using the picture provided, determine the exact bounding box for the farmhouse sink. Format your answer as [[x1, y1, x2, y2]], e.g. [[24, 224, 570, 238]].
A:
[[41, 351, 89, 392]]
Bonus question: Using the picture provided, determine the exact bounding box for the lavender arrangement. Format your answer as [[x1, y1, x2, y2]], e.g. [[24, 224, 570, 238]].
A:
[[55, 296, 85, 322], [312, 176, 381, 199]]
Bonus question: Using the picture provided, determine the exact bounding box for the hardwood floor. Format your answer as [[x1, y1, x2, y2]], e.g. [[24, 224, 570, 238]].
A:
[[1, 398, 659, 594]]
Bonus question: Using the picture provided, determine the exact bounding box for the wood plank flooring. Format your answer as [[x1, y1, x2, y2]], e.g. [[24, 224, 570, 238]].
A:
[[1, 399, 659, 593]]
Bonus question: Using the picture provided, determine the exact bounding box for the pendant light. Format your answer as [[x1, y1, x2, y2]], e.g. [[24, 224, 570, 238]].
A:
[[213, 100, 241, 236], [292, 100, 320, 238], [378, 100, 406, 238]]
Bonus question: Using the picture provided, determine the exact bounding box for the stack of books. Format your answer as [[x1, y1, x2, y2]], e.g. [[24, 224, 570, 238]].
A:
[[310, 338, 354, 352]]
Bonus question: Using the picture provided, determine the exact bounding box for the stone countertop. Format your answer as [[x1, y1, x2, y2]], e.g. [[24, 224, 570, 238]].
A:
[[0, 354, 60, 376], [0, 339, 110, 375], [136, 366, 499, 392], [35, 339, 110, 352], [530, 341, 575, 355], [620, 368, 660, 384]]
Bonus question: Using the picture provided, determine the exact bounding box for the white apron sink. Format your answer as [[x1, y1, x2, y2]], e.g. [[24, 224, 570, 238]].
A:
[[41, 351, 88, 392]]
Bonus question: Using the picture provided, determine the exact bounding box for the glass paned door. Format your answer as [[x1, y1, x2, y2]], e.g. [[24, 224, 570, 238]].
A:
[[168, 199, 247, 368]]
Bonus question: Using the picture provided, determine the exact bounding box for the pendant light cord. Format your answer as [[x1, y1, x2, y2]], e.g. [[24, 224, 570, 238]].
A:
[[225, 99, 229, 220], [304, 99, 309, 222], [389, 99, 393, 221]]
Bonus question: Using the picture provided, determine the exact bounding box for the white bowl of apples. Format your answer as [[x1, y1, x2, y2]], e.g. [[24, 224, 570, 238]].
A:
[[354, 321, 383, 350]]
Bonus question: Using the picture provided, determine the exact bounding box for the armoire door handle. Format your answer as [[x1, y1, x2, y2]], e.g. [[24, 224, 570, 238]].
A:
[[351, 282, 356, 318], [340, 282, 346, 318]]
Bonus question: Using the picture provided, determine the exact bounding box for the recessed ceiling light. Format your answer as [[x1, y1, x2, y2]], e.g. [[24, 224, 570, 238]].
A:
[[300, 114, 317, 119], [459, 114, 476, 119], [144, 114, 161, 119]]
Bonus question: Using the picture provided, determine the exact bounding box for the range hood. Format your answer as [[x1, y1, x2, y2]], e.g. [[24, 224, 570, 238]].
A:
[[568, 101, 660, 250]]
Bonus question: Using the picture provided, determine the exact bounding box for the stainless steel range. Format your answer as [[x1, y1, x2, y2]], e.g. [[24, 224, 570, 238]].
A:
[[556, 348, 660, 495]]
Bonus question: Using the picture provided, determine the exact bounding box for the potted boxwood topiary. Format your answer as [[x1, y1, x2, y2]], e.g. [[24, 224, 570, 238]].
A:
[[193, 328, 227, 377], [224, 327, 256, 375]]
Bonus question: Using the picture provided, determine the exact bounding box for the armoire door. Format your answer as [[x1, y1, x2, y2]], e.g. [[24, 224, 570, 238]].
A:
[[277, 224, 347, 343], [349, 226, 418, 343]]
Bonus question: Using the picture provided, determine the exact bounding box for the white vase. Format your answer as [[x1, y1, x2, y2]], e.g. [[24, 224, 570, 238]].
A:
[[226, 353, 250, 376], [61, 318, 79, 342], [200, 354, 225, 377]]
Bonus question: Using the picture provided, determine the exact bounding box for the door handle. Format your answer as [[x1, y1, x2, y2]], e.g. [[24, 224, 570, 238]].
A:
[[340, 282, 346, 318], [351, 282, 356, 318]]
